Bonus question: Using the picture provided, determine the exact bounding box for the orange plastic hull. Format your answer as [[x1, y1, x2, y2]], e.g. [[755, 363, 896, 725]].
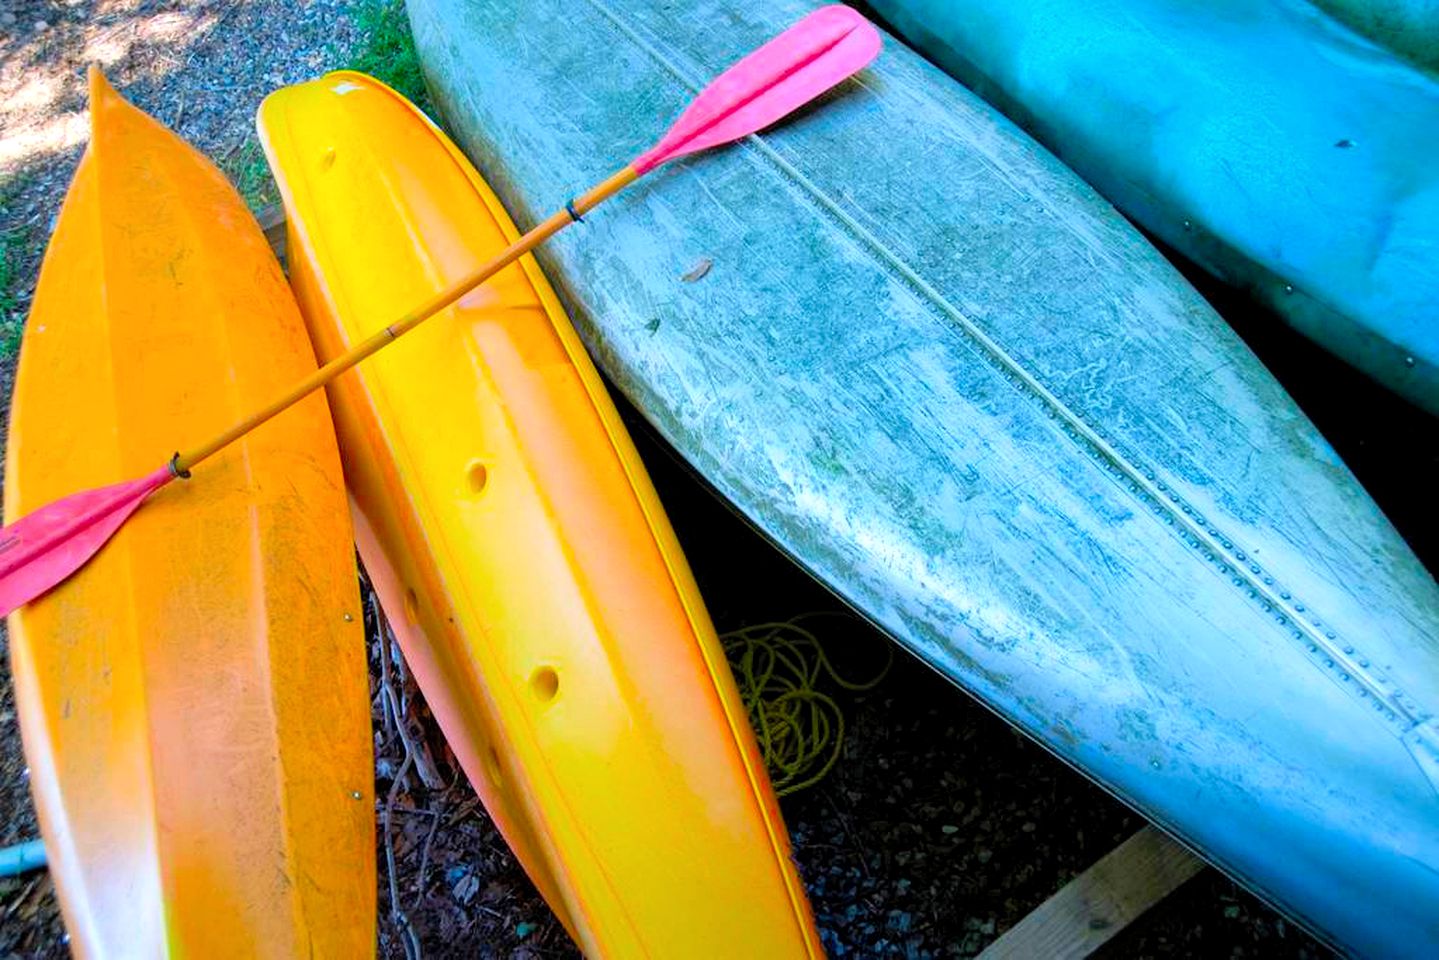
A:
[[259, 72, 821, 957], [4, 71, 375, 957]]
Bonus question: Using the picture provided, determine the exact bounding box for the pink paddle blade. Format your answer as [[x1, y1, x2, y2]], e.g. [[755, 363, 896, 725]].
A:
[[632, 4, 881, 174], [0, 465, 174, 617]]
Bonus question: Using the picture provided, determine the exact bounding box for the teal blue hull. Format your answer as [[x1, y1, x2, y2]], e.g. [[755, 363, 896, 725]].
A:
[[871, 0, 1439, 414], [409, 0, 1439, 955], [1313, 0, 1439, 72]]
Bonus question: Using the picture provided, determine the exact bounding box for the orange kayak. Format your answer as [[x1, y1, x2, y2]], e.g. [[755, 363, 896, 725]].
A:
[[5, 69, 375, 957], [258, 72, 820, 957]]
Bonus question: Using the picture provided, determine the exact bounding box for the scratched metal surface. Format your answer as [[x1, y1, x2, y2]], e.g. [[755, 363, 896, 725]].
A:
[[407, 0, 1439, 954], [866, 0, 1439, 416]]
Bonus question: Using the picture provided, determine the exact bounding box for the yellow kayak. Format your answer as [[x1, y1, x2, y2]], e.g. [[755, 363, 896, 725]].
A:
[[259, 71, 820, 957], [5, 69, 375, 956]]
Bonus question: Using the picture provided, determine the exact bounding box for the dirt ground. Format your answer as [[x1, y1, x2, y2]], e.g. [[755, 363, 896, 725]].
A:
[[2, 2, 1434, 958]]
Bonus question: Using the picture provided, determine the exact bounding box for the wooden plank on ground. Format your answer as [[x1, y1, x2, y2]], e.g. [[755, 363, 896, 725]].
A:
[[255, 203, 286, 258], [978, 825, 1206, 960]]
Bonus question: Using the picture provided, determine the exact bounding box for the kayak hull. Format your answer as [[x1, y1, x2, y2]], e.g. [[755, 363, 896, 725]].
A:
[[259, 72, 820, 957], [867, 0, 1439, 413], [5, 71, 374, 957], [408, 0, 1439, 955], [1312, 0, 1439, 73]]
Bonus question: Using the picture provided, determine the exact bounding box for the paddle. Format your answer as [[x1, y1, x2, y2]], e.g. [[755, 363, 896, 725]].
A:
[[0, 5, 881, 617]]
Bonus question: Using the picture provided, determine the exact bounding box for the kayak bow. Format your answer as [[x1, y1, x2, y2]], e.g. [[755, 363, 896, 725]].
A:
[[259, 71, 823, 957], [5, 70, 375, 957]]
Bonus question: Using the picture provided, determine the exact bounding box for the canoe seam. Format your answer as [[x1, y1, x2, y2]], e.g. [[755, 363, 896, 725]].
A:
[[578, 0, 1431, 749]]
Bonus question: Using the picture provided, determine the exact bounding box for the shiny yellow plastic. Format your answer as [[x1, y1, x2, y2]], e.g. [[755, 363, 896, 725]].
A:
[[4, 70, 375, 957], [259, 72, 821, 957]]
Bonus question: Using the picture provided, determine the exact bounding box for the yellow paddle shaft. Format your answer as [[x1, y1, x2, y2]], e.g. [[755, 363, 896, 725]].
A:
[[172, 165, 640, 476]]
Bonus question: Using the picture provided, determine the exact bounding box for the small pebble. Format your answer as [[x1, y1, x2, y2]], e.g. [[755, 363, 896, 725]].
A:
[[452, 873, 480, 904]]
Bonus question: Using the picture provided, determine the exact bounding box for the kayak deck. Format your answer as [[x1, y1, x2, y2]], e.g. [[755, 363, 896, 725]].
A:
[[259, 72, 820, 957], [4, 70, 374, 957]]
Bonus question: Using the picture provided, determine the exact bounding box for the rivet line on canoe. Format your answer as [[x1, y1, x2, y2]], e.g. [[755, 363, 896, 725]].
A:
[[761, 144, 1416, 732], [582, 0, 1426, 737], [575, 0, 1427, 742]]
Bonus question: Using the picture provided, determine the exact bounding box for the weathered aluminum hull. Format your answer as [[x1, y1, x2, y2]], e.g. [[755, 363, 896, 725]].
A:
[[407, 0, 1439, 955], [866, 0, 1439, 414]]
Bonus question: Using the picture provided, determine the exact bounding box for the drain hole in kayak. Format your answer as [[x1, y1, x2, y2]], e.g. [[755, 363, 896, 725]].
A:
[[403, 588, 420, 624], [530, 666, 559, 703], [466, 460, 488, 494]]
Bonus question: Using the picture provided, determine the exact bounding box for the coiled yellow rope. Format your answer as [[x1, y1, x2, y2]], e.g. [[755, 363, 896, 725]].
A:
[[722, 614, 892, 797]]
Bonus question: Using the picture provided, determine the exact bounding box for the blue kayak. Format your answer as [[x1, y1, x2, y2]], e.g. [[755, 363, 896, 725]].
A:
[[1312, 0, 1439, 72], [868, 0, 1439, 414], [408, 0, 1439, 954]]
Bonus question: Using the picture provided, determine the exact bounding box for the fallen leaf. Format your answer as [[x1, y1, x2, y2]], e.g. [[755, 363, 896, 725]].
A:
[[681, 257, 713, 282], [454, 873, 480, 904]]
